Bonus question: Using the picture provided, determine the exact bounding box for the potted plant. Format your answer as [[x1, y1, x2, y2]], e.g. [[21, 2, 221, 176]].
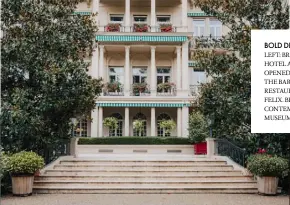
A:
[[132, 83, 148, 96], [106, 82, 122, 93], [133, 23, 148, 32], [247, 153, 288, 195], [103, 117, 118, 136], [188, 112, 208, 154], [105, 23, 121, 32], [6, 151, 44, 196], [157, 82, 175, 93], [159, 119, 176, 136], [133, 119, 145, 136], [160, 24, 173, 32]]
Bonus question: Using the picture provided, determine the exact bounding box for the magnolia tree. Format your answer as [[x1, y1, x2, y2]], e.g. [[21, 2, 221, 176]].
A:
[[1, 0, 102, 153], [191, 0, 289, 154]]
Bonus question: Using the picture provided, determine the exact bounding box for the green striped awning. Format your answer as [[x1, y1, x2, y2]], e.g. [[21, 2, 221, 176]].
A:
[[96, 102, 190, 107], [188, 61, 197, 67], [73, 11, 92, 15], [96, 35, 188, 42], [187, 12, 213, 17]]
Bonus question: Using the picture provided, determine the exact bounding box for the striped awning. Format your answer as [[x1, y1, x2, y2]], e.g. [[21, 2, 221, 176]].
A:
[[73, 11, 91, 15], [96, 35, 188, 42], [187, 12, 213, 17], [96, 102, 191, 107], [188, 61, 197, 67]]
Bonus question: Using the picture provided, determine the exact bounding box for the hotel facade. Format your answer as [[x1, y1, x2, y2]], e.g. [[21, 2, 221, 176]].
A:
[[74, 0, 228, 138]]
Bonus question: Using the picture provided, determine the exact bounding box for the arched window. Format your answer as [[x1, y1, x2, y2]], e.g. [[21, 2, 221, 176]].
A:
[[109, 113, 123, 136], [157, 113, 171, 137], [73, 119, 88, 137], [133, 113, 147, 136]]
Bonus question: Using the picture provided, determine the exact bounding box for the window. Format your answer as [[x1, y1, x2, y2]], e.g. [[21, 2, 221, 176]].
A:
[[133, 15, 147, 23], [157, 15, 171, 23], [157, 113, 171, 137], [192, 69, 206, 85], [109, 113, 123, 137], [209, 19, 222, 38], [110, 14, 124, 23], [157, 67, 171, 84], [132, 67, 147, 83], [73, 119, 88, 137], [108, 67, 124, 83], [133, 113, 147, 136], [192, 19, 205, 37]]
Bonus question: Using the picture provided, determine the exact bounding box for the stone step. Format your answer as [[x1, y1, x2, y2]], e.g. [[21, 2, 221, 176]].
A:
[[53, 165, 234, 171], [44, 170, 244, 176], [35, 175, 254, 182], [33, 183, 256, 189], [34, 178, 254, 183], [33, 188, 258, 194], [60, 160, 227, 165], [55, 162, 231, 167]]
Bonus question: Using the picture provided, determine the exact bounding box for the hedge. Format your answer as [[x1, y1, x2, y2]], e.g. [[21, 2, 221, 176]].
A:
[[78, 137, 191, 145]]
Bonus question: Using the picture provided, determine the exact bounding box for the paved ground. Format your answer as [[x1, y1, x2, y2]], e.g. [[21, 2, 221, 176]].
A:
[[1, 194, 289, 205]]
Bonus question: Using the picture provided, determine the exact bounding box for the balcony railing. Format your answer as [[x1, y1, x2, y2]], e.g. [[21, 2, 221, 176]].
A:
[[103, 83, 124, 96], [99, 25, 185, 33], [190, 36, 223, 49], [130, 83, 151, 96], [189, 85, 201, 96], [157, 83, 176, 96]]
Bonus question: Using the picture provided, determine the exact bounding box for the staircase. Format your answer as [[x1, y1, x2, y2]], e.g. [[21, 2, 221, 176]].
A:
[[33, 155, 257, 194]]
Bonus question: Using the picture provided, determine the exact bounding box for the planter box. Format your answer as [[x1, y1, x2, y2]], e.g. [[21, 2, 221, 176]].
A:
[[194, 142, 207, 155], [257, 176, 278, 195], [12, 175, 34, 196]]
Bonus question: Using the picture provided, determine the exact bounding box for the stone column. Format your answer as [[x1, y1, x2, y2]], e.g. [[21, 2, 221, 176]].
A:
[[177, 107, 182, 137], [98, 107, 103, 137], [91, 106, 99, 137], [92, 0, 99, 26], [151, 107, 156, 136], [99, 45, 104, 80], [182, 106, 189, 137], [125, 0, 130, 32], [125, 107, 130, 136], [181, 41, 189, 96], [151, 0, 156, 32], [206, 138, 216, 158], [91, 45, 99, 78], [181, 0, 188, 32], [150, 46, 156, 96], [125, 46, 130, 96], [176, 46, 181, 94]]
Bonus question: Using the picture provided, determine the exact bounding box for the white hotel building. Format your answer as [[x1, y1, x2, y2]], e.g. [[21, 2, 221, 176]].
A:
[[74, 0, 228, 138]]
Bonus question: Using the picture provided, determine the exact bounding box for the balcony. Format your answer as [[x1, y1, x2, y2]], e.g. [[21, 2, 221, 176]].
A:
[[190, 36, 223, 49], [99, 24, 185, 33], [130, 83, 150, 96], [103, 82, 124, 96], [157, 83, 176, 96], [189, 85, 201, 96]]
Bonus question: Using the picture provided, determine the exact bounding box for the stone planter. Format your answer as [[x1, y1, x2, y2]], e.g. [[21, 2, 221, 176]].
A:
[[257, 176, 278, 195], [12, 175, 34, 196]]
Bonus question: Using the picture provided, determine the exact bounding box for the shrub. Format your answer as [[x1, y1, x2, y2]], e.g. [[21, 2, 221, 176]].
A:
[[0, 151, 11, 195], [103, 117, 118, 130], [133, 120, 145, 136], [159, 120, 176, 135], [6, 151, 45, 176], [188, 112, 208, 143], [78, 137, 191, 145], [247, 154, 289, 177]]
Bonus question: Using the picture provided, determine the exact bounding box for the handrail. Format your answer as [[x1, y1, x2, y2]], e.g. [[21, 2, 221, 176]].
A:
[[215, 138, 246, 167]]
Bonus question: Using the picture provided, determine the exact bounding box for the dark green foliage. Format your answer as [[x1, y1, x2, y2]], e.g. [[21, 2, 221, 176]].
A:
[[188, 112, 209, 143], [1, 0, 102, 153], [78, 137, 191, 145]]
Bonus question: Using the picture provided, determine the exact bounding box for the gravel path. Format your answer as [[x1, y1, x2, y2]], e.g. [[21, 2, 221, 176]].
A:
[[1, 194, 288, 205]]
